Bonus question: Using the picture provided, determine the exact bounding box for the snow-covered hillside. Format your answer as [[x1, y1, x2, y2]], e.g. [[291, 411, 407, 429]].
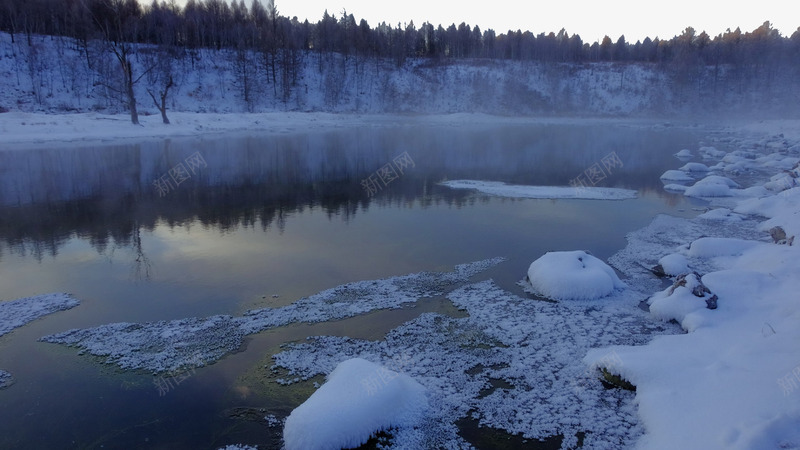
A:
[[1, 32, 797, 118]]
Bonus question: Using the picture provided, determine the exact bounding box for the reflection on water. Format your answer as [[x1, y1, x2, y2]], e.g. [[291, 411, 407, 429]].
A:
[[0, 121, 709, 449]]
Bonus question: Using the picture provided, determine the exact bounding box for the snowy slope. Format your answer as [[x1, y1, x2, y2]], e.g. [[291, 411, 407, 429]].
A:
[[3, 32, 796, 118]]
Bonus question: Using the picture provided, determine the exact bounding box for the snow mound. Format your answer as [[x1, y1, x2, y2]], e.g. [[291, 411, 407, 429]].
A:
[[674, 149, 693, 158], [0, 293, 80, 337], [283, 358, 427, 450], [657, 254, 689, 276], [659, 170, 694, 181], [684, 175, 740, 198], [439, 180, 637, 200], [0, 370, 13, 389], [679, 162, 710, 172], [525, 250, 626, 300]]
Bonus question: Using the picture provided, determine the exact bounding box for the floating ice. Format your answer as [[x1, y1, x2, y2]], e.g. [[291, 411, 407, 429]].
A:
[[283, 358, 428, 450], [439, 180, 637, 200], [41, 259, 504, 373], [0, 370, 13, 389], [0, 293, 80, 337], [525, 250, 626, 300]]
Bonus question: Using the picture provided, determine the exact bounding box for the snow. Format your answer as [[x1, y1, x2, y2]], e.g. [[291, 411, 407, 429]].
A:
[[585, 121, 800, 450], [678, 162, 710, 172], [41, 258, 503, 373], [674, 149, 693, 158], [0, 293, 80, 337], [659, 169, 694, 181], [657, 253, 689, 276], [282, 358, 428, 450], [439, 180, 637, 200], [524, 251, 627, 300]]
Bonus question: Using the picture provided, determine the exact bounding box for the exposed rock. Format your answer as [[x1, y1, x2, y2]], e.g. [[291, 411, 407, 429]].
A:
[[599, 368, 636, 391], [769, 226, 795, 246]]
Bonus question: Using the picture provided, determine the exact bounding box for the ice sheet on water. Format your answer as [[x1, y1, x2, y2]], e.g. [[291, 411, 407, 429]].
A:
[[271, 280, 674, 449], [439, 180, 637, 200], [40, 258, 504, 373]]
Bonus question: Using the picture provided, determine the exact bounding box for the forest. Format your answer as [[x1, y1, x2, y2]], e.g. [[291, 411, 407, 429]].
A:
[[3, 0, 799, 65]]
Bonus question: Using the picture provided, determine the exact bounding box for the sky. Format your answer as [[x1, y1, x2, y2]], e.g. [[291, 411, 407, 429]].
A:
[[267, 0, 797, 44]]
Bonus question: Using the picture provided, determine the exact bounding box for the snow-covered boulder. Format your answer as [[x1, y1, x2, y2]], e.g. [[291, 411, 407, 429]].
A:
[[525, 250, 625, 300], [684, 175, 740, 197], [674, 149, 693, 159], [679, 162, 710, 172], [659, 170, 694, 181], [648, 272, 718, 331], [652, 253, 689, 277], [283, 358, 428, 450]]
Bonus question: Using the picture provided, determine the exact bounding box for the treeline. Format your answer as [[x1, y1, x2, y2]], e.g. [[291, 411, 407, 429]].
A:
[[2, 0, 799, 66]]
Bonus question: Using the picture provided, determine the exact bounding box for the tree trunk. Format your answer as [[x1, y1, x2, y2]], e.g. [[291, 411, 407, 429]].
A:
[[124, 59, 139, 125]]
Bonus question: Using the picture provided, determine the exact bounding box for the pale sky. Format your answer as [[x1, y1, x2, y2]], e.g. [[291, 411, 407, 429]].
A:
[[269, 0, 797, 44]]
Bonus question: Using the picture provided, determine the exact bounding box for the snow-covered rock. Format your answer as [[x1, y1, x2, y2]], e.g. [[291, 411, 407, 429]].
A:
[[648, 272, 718, 330], [697, 208, 745, 221], [659, 170, 694, 181], [684, 175, 740, 197], [283, 358, 428, 450], [699, 146, 726, 159], [525, 250, 626, 300], [674, 149, 693, 159], [679, 162, 710, 172], [663, 183, 689, 192]]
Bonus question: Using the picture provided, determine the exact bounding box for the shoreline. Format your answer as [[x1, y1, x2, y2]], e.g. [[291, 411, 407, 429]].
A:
[[0, 110, 719, 150]]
